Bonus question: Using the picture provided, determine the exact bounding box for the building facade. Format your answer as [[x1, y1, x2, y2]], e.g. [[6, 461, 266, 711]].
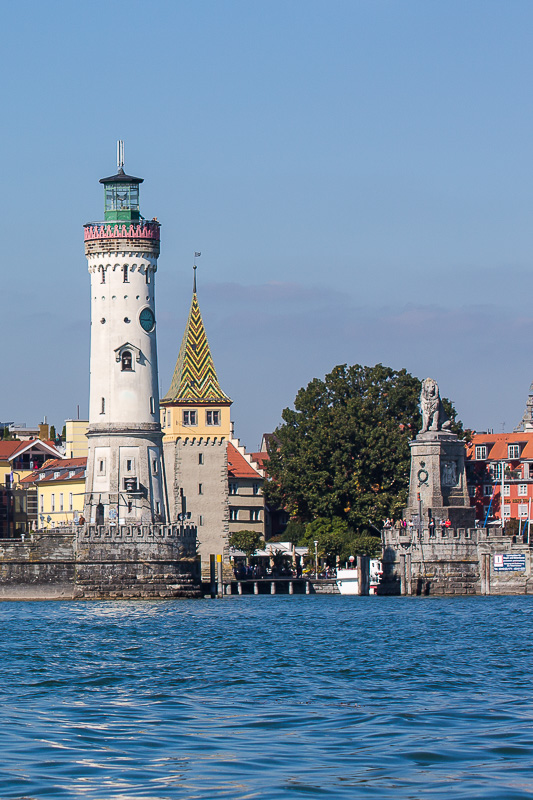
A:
[[466, 432, 533, 527], [227, 441, 265, 540], [21, 457, 87, 529]]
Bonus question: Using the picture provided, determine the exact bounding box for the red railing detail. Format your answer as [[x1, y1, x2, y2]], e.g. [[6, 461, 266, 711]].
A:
[[83, 221, 160, 241]]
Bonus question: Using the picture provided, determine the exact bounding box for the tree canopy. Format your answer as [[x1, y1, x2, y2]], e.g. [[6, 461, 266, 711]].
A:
[[264, 363, 463, 532], [228, 530, 264, 559]]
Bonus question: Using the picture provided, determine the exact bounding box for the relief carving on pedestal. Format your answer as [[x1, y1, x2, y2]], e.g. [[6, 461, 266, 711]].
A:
[[441, 460, 458, 486]]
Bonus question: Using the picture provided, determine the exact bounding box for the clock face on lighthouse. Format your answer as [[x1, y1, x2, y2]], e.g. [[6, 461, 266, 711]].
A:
[[139, 307, 155, 332]]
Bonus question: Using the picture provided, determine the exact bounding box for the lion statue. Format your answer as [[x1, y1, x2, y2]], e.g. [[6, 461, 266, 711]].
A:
[[419, 377, 450, 433]]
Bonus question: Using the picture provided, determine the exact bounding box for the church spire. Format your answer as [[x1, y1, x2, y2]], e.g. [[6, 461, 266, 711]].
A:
[[162, 280, 231, 405]]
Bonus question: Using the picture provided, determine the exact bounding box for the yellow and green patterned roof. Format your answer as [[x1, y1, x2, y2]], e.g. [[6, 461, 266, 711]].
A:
[[162, 290, 231, 405]]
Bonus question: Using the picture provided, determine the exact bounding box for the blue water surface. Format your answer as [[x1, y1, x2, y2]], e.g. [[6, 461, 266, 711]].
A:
[[1, 595, 533, 799]]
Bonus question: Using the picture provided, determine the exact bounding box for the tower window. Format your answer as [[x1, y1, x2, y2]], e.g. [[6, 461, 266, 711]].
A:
[[162, 409, 167, 427], [126, 460, 133, 472], [97, 459, 106, 476], [121, 351, 133, 371], [198, 483, 203, 495], [199, 515, 203, 526], [152, 459, 158, 475], [198, 453, 204, 465], [127, 501, 133, 513], [150, 396, 155, 414], [123, 265, 129, 283], [206, 410, 220, 426], [156, 501, 161, 515], [101, 397, 105, 414], [183, 410, 197, 426], [100, 266, 106, 284], [145, 269, 150, 284]]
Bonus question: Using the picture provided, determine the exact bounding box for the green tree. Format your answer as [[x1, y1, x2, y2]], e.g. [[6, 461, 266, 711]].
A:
[[301, 517, 352, 563], [264, 363, 463, 531], [50, 425, 56, 441], [279, 520, 306, 544], [348, 534, 382, 558], [228, 530, 264, 563]]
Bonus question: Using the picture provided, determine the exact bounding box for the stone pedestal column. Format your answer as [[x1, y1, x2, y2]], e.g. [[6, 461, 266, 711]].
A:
[[406, 431, 475, 528]]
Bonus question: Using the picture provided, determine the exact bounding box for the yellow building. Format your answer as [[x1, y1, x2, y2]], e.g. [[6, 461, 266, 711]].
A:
[[64, 420, 89, 459], [21, 457, 87, 529]]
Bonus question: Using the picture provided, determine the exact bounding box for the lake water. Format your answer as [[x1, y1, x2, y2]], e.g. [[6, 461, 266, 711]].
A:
[[1, 595, 533, 799]]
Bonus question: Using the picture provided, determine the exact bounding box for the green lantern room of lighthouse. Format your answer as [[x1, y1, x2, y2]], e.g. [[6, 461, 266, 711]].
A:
[[100, 167, 144, 223]]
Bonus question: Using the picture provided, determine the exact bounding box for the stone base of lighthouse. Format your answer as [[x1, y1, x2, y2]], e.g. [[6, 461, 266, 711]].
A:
[[74, 523, 201, 599], [0, 525, 201, 600], [84, 424, 168, 526]]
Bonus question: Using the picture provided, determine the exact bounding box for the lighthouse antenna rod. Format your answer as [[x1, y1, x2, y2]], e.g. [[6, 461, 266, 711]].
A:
[[117, 140, 124, 170]]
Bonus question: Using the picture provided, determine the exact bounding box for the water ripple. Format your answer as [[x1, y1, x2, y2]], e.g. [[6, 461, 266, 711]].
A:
[[1, 597, 533, 797]]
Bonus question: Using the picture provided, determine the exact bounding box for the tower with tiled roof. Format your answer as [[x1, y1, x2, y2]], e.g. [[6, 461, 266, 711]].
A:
[[83, 143, 167, 525], [161, 267, 231, 574], [160, 266, 232, 440]]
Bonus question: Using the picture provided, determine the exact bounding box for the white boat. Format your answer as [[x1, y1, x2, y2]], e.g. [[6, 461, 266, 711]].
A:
[[369, 559, 383, 595], [336, 559, 383, 595], [336, 567, 361, 595]]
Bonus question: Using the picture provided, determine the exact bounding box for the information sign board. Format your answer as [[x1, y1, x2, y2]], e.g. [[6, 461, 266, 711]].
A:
[[493, 553, 526, 572]]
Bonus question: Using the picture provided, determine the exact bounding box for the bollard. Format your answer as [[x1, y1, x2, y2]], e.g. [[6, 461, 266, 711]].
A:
[[289, 581, 294, 594], [306, 580, 310, 594], [254, 582, 259, 595], [238, 582, 243, 595], [271, 581, 276, 595], [216, 554, 223, 598], [226, 584, 232, 595], [209, 554, 216, 598]]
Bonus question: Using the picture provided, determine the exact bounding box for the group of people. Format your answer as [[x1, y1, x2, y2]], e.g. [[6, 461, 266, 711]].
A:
[[233, 561, 304, 580]]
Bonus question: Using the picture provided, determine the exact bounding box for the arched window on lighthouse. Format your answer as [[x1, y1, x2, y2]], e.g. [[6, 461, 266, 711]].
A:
[[123, 265, 129, 283], [121, 351, 133, 371]]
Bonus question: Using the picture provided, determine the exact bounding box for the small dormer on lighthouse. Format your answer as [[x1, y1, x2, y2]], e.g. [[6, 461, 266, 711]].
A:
[[83, 143, 167, 526]]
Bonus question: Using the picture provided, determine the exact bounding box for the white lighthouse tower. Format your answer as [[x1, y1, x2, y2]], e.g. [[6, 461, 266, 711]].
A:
[[83, 143, 167, 525]]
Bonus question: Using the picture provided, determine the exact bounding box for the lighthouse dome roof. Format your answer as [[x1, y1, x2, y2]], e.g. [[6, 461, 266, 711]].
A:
[[99, 167, 143, 185]]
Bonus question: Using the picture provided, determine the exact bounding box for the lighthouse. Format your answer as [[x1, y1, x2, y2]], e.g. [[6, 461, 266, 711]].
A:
[[83, 143, 167, 525]]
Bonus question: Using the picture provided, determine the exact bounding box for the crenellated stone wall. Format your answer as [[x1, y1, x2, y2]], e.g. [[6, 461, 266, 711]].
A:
[[0, 524, 201, 600], [382, 525, 533, 596]]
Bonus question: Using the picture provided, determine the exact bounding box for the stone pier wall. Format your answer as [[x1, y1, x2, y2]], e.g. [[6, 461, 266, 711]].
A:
[[0, 532, 75, 599], [0, 524, 202, 600], [382, 526, 533, 596]]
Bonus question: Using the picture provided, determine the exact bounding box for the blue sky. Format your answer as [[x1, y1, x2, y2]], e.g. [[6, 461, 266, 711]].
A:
[[1, 0, 533, 448]]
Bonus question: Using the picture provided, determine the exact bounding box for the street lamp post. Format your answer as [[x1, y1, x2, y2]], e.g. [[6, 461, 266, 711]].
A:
[[314, 540, 319, 578]]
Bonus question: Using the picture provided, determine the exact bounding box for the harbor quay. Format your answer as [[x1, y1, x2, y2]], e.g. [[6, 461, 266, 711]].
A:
[[381, 524, 533, 596]]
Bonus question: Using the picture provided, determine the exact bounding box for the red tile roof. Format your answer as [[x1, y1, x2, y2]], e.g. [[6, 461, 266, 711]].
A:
[[467, 432, 533, 460], [227, 442, 262, 479], [0, 441, 23, 459], [0, 438, 61, 461], [250, 452, 269, 469], [21, 457, 87, 485]]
